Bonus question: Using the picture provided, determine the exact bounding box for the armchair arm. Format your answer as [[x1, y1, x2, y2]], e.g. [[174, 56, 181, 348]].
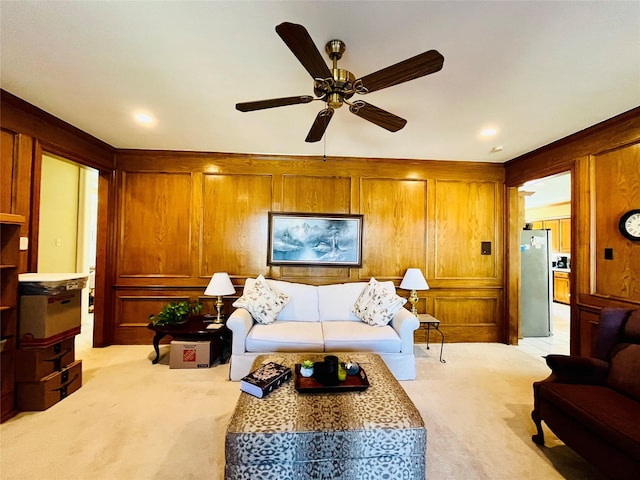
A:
[[545, 354, 610, 385], [390, 307, 419, 354], [226, 308, 254, 355]]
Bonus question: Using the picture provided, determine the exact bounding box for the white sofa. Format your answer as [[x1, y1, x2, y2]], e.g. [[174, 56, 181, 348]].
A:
[[226, 277, 420, 381]]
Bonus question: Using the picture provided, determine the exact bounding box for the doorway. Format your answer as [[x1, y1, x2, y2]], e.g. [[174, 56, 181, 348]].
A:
[[516, 172, 571, 359], [38, 153, 98, 352]]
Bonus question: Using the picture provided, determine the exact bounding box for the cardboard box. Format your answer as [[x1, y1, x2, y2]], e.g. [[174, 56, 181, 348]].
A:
[[170, 340, 212, 369], [15, 337, 75, 382], [16, 359, 82, 411], [19, 290, 82, 347]]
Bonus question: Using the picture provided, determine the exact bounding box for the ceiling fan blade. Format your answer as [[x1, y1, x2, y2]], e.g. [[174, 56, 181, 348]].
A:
[[276, 22, 332, 80], [357, 50, 444, 94], [236, 95, 314, 112], [305, 108, 334, 142], [349, 101, 407, 132]]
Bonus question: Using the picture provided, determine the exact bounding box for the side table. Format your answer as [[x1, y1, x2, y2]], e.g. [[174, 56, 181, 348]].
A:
[[147, 316, 231, 365], [418, 314, 446, 363]]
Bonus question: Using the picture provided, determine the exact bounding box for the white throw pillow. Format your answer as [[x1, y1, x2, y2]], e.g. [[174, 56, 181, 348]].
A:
[[352, 277, 407, 327], [232, 275, 290, 325]]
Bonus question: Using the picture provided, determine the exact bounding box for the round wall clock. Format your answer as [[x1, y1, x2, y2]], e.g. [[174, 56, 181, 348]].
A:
[[618, 209, 640, 241]]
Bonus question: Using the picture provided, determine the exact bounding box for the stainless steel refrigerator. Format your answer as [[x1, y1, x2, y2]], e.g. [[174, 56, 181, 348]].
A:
[[520, 229, 552, 337]]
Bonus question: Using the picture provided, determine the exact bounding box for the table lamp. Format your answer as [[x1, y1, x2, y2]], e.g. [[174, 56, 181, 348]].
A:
[[400, 268, 429, 316], [204, 272, 236, 323]]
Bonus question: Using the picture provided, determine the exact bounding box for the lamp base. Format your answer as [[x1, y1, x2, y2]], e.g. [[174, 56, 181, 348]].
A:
[[408, 290, 419, 316], [215, 296, 224, 324]]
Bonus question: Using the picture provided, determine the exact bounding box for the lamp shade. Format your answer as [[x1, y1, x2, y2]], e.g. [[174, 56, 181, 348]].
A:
[[204, 272, 235, 296], [400, 268, 429, 290]]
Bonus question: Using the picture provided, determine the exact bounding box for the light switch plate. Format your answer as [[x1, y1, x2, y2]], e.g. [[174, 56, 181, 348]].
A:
[[19, 236, 29, 251]]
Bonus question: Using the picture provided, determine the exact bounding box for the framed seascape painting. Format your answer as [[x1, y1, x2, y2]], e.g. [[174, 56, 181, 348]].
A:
[[267, 212, 363, 267]]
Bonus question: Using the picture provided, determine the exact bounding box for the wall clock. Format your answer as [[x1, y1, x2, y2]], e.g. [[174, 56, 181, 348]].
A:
[[618, 209, 640, 241]]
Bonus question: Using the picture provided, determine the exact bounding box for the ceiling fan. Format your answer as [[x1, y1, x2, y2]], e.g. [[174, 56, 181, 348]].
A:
[[236, 22, 444, 143]]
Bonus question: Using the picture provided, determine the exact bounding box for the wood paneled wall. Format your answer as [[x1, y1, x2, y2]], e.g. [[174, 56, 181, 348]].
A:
[[505, 107, 640, 355], [593, 144, 640, 300], [1, 90, 116, 348], [113, 151, 505, 344], [8, 86, 635, 352]]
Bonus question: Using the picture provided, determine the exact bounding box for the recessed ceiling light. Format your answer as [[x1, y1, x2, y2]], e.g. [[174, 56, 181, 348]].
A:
[[480, 128, 497, 137], [133, 112, 155, 125]]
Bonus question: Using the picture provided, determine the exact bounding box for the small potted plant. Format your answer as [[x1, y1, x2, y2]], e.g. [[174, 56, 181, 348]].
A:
[[300, 359, 314, 377], [149, 300, 203, 326]]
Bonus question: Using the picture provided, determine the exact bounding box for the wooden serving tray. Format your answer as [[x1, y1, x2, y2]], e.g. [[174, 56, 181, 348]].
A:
[[294, 364, 370, 393]]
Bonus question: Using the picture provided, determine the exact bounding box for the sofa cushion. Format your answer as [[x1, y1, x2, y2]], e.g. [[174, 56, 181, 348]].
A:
[[538, 382, 640, 459], [607, 343, 640, 402], [352, 278, 406, 327], [246, 321, 324, 353], [266, 279, 320, 322], [232, 275, 290, 325], [322, 321, 402, 353], [317, 282, 367, 322]]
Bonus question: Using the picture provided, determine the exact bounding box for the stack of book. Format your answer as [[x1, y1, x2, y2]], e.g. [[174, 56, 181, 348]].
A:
[[240, 361, 292, 398]]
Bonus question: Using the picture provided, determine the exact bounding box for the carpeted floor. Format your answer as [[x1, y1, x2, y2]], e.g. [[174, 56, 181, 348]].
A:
[[0, 342, 605, 480]]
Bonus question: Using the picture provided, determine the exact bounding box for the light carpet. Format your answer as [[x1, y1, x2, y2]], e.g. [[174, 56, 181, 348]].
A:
[[0, 343, 605, 480]]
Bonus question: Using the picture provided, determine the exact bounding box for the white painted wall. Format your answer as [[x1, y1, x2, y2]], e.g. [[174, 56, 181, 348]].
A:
[[38, 155, 80, 272]]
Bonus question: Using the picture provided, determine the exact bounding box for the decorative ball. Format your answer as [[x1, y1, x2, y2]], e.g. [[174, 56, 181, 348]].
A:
[[345, 362, 360, 375]]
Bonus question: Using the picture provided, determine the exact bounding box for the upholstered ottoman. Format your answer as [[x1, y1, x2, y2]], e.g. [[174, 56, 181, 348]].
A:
[[225, 353, 426, 479]]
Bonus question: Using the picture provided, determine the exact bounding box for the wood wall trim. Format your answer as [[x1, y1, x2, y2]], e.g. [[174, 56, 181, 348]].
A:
[[115, 149, 505, 182], [505, 107, 640, 186], [0, 89, 115, 170]]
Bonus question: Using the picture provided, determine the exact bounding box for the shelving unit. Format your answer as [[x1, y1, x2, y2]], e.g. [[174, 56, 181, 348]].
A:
[[1, 213, 25, 423]]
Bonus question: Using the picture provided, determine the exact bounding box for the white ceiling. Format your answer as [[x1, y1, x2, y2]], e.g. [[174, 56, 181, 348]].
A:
[[522, 172, 571, 208], [1, 1, 639, 163]]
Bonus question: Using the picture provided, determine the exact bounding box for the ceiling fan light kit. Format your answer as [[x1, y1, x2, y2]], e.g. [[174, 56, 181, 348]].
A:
[[236, 22, 444, 143]]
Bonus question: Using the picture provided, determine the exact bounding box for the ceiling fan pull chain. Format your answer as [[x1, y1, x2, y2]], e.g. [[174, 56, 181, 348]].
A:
[[323, 128, 327, 162]]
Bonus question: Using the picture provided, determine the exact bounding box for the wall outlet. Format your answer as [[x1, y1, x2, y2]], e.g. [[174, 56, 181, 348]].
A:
[[481, 241, 492, 255]]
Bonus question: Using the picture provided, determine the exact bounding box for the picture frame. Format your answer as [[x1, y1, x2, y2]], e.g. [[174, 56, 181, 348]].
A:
[[267, 212, 363, 267]]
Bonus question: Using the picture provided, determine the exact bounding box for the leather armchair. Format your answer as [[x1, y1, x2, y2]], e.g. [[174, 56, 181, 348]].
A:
[[531, 307, 640, 480]]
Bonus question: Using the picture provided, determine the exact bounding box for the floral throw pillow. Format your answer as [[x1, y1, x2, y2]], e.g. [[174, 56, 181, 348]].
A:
[[232, 275, 290, 325], [352, 277, 407, 327]]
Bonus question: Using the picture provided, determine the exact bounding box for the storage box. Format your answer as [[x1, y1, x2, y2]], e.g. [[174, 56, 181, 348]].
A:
[[16, 359, 82, 411], [15, 337, 75, 382], [19, 291, 82, 347], [170, 340, 212, 369]]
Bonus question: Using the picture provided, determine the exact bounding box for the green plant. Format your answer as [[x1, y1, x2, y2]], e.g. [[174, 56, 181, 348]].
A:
[[149, 300, 203, 326], [301, 360, 314, 369]]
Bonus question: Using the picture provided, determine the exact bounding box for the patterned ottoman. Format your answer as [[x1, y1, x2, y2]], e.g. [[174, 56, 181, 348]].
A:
[[225, 353, 426, 479]]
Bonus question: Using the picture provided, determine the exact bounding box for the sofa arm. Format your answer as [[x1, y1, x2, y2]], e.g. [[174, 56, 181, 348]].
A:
[[226, 308, 254, 355], [544, 354, 610, 385], [390, 307, 420, 354]]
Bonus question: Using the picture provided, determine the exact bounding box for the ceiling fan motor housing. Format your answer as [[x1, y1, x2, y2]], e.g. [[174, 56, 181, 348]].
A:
[[312, 39, 356, 109], [325, 39, 346, 61]]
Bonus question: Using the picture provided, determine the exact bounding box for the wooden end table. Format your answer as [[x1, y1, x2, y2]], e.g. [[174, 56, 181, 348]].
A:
[[147, 315, 231, 365], [418, 313, 446, 363]]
